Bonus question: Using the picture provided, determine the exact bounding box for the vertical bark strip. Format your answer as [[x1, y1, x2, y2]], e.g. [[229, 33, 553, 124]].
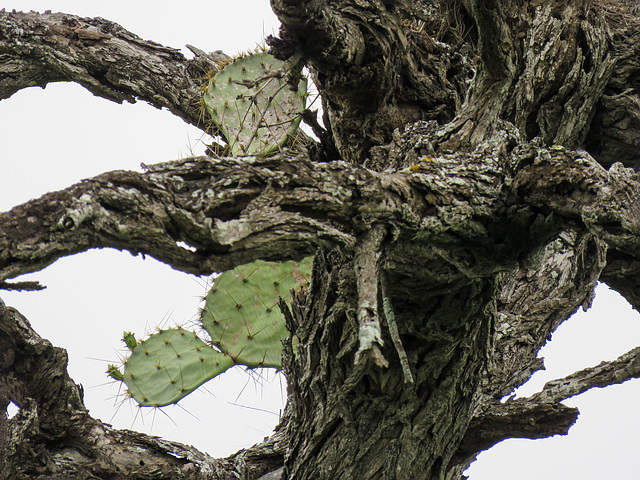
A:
[[381, 275, 414, 384], [354, 224, 388, 367]]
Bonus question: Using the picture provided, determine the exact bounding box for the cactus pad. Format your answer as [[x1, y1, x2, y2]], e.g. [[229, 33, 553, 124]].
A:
[[119, 328, 234, 407], [201, 257, 313, 368], [203, 51, 307, 156], [109, 257, 313, 407]]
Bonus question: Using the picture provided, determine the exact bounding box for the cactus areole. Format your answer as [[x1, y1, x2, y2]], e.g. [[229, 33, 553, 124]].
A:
[[203, 51, 307, 156]]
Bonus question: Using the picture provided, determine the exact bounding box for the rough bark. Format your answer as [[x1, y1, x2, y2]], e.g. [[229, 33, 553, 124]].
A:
[[0, 9, 227, 128], [3, 1, 640, 479], [270, 0, 640, 168], [268, 0, 470, 163]]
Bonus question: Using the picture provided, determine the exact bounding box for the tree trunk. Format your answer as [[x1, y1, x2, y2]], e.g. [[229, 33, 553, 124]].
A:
[[3, 1, 640, 479]]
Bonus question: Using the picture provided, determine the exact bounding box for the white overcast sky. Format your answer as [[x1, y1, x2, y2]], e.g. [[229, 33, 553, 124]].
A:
[[1, 2, 640, 478]]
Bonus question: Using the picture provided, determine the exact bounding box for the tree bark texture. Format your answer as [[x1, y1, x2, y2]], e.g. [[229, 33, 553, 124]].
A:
[[3, 1, 640, 479]]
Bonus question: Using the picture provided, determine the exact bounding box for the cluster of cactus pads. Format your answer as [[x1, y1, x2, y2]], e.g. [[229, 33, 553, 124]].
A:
[[108, 257, 313, 407], [203, 50, 307, 156]]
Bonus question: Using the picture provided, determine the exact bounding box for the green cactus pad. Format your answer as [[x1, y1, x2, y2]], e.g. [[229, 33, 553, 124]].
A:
[[120, 328, 234, 407], [203, 51, 307, 156], [201, 257, 313, 368]]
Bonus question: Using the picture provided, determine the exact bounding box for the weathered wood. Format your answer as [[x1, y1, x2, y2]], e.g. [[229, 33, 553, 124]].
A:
[[4, 1, 640, 478], [0, 10, 225, 128]]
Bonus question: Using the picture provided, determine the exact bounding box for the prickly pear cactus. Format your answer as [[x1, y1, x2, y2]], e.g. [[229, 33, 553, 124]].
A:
[[203, 51, 307, 156], [108, 257, 313, 407], [112, 328, 234, 407], [201, 257, 313, 368]]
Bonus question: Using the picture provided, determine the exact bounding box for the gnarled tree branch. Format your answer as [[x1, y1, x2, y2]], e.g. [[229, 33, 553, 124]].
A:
[[5, 3, 640, 476], [458, 343, 640, 466], [0, 9, 226, 128], [3, 124, 640, 295]]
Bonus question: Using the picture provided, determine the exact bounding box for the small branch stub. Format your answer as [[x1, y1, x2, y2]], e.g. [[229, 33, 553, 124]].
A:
[[0, 281, 45, 291]]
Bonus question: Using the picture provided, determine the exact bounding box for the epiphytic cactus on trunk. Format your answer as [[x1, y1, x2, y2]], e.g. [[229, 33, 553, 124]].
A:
[[108, 257, 312, 406]]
